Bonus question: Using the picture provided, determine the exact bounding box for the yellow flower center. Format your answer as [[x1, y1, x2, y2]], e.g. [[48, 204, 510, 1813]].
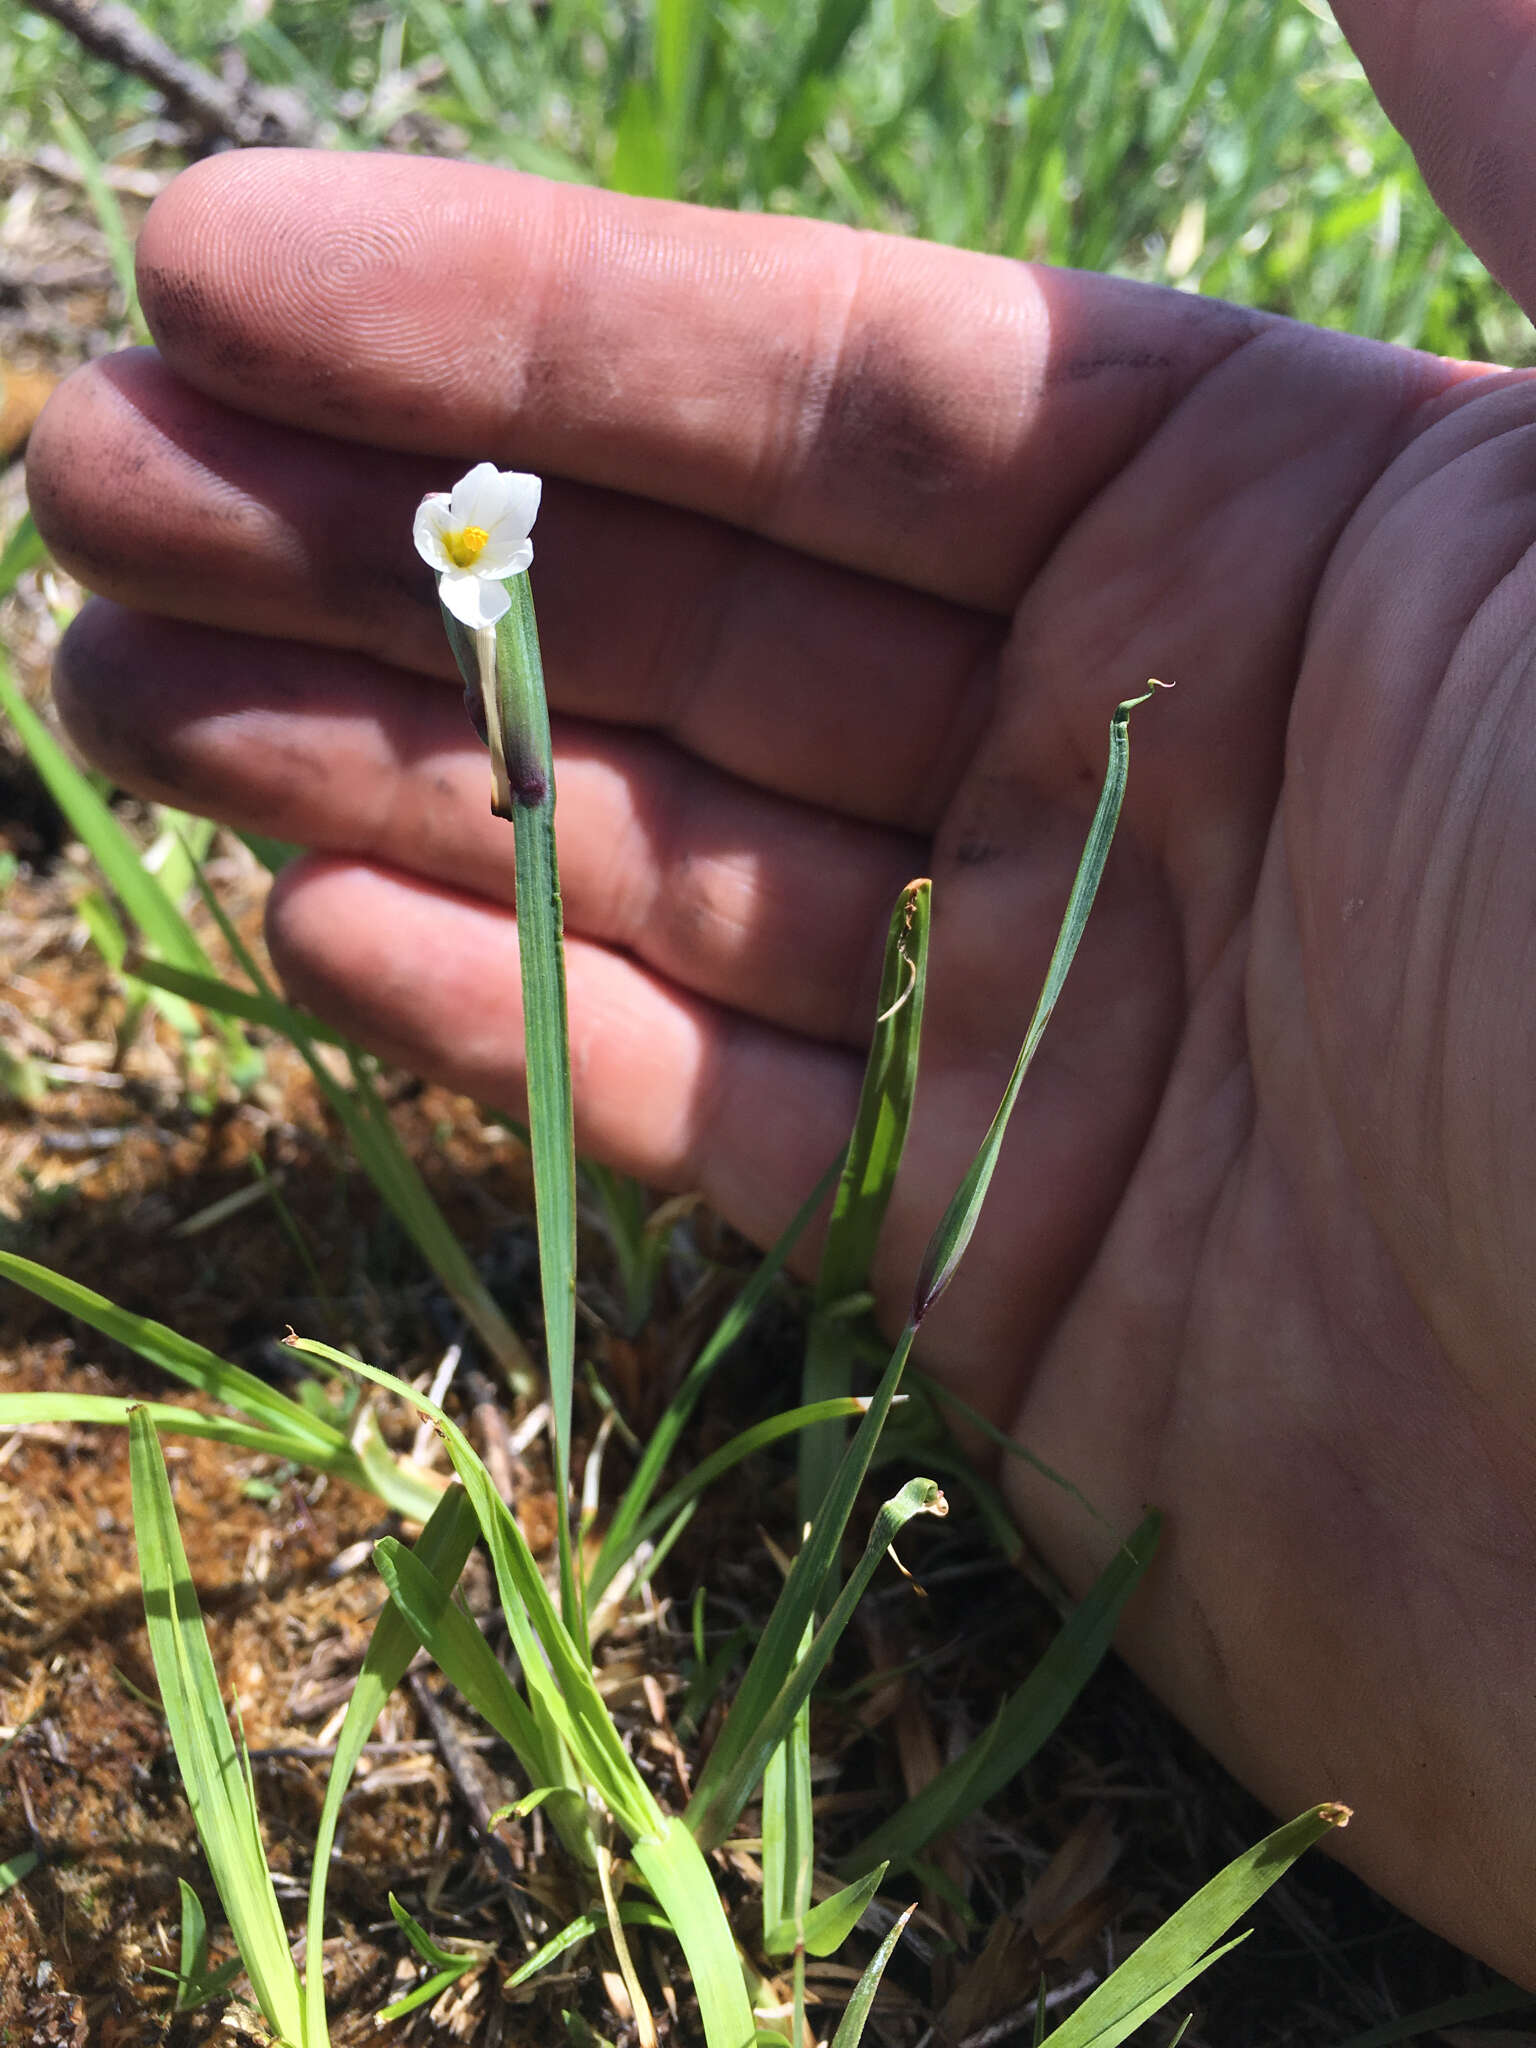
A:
[[443, 524, 490, 569]]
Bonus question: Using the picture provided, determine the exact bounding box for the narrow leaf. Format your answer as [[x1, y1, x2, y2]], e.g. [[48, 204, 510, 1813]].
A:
[[304, 1486, 480, 2046], [768, 1862, 888, 1960], [503, 1904, 672, 1991], [0, 1253, 345, 1451], [0, 1848, 38, 1894], [913, 687, 1163, 1320], [830, 1904, 915, 2048], [841, 1510, 1160, 1872], [691, 1475, 946, 1847], [444, 578, 578, 1617], [128, 1410, 304, 2045], [388, 1892, 483, 1972], [801, 879, 929, 1529], [1040, 1804, 1351, 2048], [590, 1149, 844, 1603]]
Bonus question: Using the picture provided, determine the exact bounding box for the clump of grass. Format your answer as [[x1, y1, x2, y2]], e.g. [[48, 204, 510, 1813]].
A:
[[4, 5, 1527, 2037], [4, 551, 1347, 2039]]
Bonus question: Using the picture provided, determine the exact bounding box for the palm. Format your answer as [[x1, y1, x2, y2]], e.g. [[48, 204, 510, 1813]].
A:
[[914, 355, 1536, 1972], [27, 148, 1536, 1978]]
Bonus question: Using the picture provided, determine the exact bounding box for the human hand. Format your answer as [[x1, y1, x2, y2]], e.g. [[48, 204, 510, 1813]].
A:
[[25, 4, 1536, 1981]]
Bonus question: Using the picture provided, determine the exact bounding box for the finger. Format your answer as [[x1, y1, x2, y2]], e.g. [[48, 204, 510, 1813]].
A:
[[134, 148, 1264, 609], [1335, 1, 1536, 323], [54, 603, 924, 1046], [29, 351, 997, 829], [266, 855, 861, 1254]]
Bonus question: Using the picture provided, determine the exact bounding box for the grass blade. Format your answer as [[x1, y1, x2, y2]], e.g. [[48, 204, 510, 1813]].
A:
[[801, 879, 929, 1531], [48, 101, 149, 342], [1039, 1804, 1351, 2048], [761, 1612, 813, 1961], [444, 579, 580, 1628], [504, 1903, 672, 1990], [0, 1252, 346, 1450], [299, 1337, 761, 2045], [128, 1409, 305, 2045], [589, 1149, 844, 1604], [0, 509, 46, 596], [840, 1510, 1160, 1873], [623, 1398, 868, 1575], [0, 1848, 38, 1895], [767, 1862, 887, 1960], [829, 1904, 915, 2048], [0, 651, 255, 1073], [371, 1534, 569, 1798], [913, 686, 1164, 1322], [181, 861, 538, 1396], [387, 1890, 484, 1973], [303, 1487, 479, 2045], [685, 1323, 914, 1843], [689, 1473, 945, 1848], [128, 957, 351, 1046]]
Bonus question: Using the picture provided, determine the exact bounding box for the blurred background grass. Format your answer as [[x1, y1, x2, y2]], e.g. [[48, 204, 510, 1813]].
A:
[[3, 0, 1530, 369]]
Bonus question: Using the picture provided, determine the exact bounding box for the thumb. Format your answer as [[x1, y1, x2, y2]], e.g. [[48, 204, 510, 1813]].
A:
[[1334, 0, 1536, 325]]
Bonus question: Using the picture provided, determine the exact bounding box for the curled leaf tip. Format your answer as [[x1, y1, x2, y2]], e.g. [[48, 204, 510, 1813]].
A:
[[1318, 1801, 1353, 1829]]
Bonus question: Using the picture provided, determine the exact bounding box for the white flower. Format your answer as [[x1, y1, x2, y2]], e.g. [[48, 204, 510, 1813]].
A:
[[413, 462, 542, 628]]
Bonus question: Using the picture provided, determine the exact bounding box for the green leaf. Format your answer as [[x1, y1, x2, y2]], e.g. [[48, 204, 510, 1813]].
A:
[[0, 652, 260, 1078], [387, 1892, 483, 1973], [0, 657, 241, 1034], [829, 1904, 914, 2048], [235, 830, 301, 874], [299, 1338, 650, 1837], [442, 578, 581, 1629], [630, 1815, 760, 2048], [376, 1960, 482, 2024], [49, 102, 149, 342], [767, 1862, 887, 1960], [632, 1398, 867, 1566], [589, 1149, 843, 1605], [0, 1253, 345, 1451], [608, 79, 673, 196], [840, 1510, 1160, 1872], [0, 510, 46, 598], [766, 0, 879, 185], [0, 1848, 38, 1895], [372, 1537, 553, 1775], [128, 1410, 304, 2046], [304, 1486, 480, 2047], [690, 1471, 945, 1847], [504, 1903, 672, 1990], [1039, 1805, 1351, 2048], [801, 879, 929, 1530], [761, 1611, 814, 1957], [165, 1880, 243, 2012], [912, 687, 1164, 1321], [303, 1337, 760, 2042], [127, 956, 351, 1046]]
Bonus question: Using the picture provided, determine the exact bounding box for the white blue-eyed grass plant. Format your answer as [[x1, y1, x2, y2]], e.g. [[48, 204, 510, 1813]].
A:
[[1, 482, 1353, 2044]]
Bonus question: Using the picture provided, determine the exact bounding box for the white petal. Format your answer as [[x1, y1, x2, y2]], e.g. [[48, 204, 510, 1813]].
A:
[[473, 533, 535, 578], [450, 462, 510, 529], [412, 495, 454, 571], [491, 470, 541, 536], [439, 568, 512, 628], [450, 464, 542, 536]]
